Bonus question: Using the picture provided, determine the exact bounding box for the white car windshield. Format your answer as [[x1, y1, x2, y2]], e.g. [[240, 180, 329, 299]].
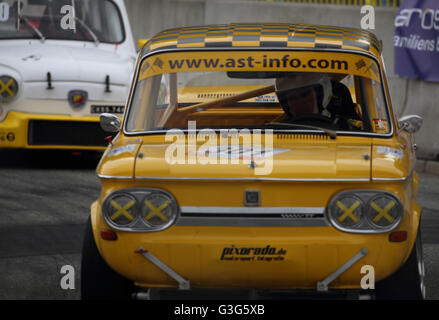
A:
[[0, 0, 124, 43]]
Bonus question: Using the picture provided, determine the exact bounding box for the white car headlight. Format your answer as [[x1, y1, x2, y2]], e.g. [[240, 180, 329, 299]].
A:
[[0, 75, 19, 103]]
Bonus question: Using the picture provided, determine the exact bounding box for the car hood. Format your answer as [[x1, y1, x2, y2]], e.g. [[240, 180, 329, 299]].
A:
[[0, 43, 134, 85], [129, 137, 372, 181], [97, 136, 411, 182]]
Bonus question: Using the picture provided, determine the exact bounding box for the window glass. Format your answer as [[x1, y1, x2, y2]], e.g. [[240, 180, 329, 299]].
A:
[[0, 0, 124, 43], [126, 51, 390, 135]]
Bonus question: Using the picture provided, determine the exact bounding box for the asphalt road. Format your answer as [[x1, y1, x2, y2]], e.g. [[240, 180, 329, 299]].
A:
[[0, 149, 438, 300]]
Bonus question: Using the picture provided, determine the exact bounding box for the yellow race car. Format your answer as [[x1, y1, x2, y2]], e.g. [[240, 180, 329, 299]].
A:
[[81, 23, 424, 300]]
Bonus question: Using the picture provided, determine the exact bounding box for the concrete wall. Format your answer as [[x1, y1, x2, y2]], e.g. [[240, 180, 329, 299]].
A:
[[125, 0, 205, 42], [124, 0, 438, 159]]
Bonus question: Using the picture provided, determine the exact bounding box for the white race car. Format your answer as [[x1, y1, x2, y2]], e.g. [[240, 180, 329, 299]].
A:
[[0, 0, 136, 150]]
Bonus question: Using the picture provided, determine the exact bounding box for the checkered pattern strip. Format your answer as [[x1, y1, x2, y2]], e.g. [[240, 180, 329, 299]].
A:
[[143, 23, 380, 57]]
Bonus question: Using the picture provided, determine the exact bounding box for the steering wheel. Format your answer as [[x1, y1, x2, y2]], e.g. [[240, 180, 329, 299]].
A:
[[289, 114, 334, 124]]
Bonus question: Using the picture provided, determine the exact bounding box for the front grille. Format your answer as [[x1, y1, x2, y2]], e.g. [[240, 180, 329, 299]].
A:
[[175, 206, 329, 227], [28, 120, 111, 147]]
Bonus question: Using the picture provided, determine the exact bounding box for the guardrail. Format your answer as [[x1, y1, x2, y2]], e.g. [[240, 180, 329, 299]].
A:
[[259, 0, 401, 7]]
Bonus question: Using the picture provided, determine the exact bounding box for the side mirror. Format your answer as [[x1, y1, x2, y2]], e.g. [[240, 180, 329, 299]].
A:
[[100, 113, 121, 133], [137, 38, 149, 50], [399, 115, 423, 134]]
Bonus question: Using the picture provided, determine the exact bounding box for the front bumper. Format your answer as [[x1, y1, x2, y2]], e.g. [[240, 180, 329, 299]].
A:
[[91, 201, 415, 291], [0, 111, 110, 150]]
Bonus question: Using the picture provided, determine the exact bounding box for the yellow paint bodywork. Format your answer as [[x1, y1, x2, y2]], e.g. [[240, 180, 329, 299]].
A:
[[90, 188, 420, 289], [0, 111, 106, 150], [89, 24, 421, 291], [137, 38, 150, 50], [92, 133, 421, 290]]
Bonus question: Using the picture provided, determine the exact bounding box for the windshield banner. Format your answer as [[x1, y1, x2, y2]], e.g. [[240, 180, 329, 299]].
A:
[[394, 0, 439, 81], [139, 51, 381, 83]]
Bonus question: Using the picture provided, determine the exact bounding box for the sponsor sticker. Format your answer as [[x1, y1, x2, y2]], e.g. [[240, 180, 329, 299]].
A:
[[107, 144, 136, 157], [372, 119, 388, 133], [376, 146, 403, 159], [191, 145, 289, 161], [220, 245, 287, 262], [139, 51, 381, 83]]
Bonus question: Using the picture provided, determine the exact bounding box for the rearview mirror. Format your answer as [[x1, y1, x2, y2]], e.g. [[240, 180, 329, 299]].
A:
[[399, 115, 423, 134], [100, 113, 121, 133]]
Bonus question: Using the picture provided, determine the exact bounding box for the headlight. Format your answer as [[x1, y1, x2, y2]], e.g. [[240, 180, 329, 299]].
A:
[[367, 194, 402, 229], [106, 193, 138, 227], [329, 195, 364, 228], [327, 190, 403, 233], [142, 192, 176, 227], [0, 75, 19, 103], [103, 189, 179, 232]]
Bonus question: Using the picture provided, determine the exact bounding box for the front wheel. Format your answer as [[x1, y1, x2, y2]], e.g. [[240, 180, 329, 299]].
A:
[[376, 231, 426, 300], [81, 217, 134, 300]]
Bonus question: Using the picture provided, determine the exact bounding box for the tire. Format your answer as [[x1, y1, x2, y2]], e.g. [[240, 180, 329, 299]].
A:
[[376, 230, 426, 300], [81, 217, 135, 300]]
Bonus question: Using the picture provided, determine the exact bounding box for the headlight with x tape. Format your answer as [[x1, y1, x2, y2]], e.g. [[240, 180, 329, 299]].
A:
[[327, 190, 403, 233], [103, 189, 179, 232], [0, 75, 19, 103]]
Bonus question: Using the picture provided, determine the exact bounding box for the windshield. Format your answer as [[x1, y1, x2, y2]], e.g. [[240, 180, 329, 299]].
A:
[[0, 0, 124, 43], [126, 51, 390, 135]]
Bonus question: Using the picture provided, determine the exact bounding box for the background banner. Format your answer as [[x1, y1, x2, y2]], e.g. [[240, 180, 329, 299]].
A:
[[394, 0, 439, 81]]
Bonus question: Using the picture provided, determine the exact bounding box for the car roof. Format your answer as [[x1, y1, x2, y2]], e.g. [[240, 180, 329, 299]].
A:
[[141, 23, 381, 58]]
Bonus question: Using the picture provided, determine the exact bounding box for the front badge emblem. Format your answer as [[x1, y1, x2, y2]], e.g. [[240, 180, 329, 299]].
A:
[[244, 190, 260, 207], [68, 90, 88, 110]]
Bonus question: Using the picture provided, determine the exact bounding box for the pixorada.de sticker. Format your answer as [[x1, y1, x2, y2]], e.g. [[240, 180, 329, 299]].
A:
[[220, 245, 287, 261]]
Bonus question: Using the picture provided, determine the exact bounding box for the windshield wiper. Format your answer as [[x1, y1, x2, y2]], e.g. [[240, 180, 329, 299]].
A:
[[74, 17, 100, 46], [19, 16, 45, 42], [264, 122, 337, 139]]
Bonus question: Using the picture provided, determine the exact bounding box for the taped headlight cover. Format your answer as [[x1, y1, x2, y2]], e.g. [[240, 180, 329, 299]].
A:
[[327, 190, 403, 233], [103, 188, 179, 232]]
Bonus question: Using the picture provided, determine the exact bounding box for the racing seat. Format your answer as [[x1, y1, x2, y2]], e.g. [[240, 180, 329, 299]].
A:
[[327, 81, 359, 119], [326, 81, 363, 130]]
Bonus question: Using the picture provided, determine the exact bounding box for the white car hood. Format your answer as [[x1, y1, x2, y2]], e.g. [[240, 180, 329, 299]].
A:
[[0, 42, 134, 85]]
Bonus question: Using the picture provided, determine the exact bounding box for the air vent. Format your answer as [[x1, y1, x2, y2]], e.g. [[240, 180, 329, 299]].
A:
[[176, 206, 328, 227], [276, 133, 330, 141]]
